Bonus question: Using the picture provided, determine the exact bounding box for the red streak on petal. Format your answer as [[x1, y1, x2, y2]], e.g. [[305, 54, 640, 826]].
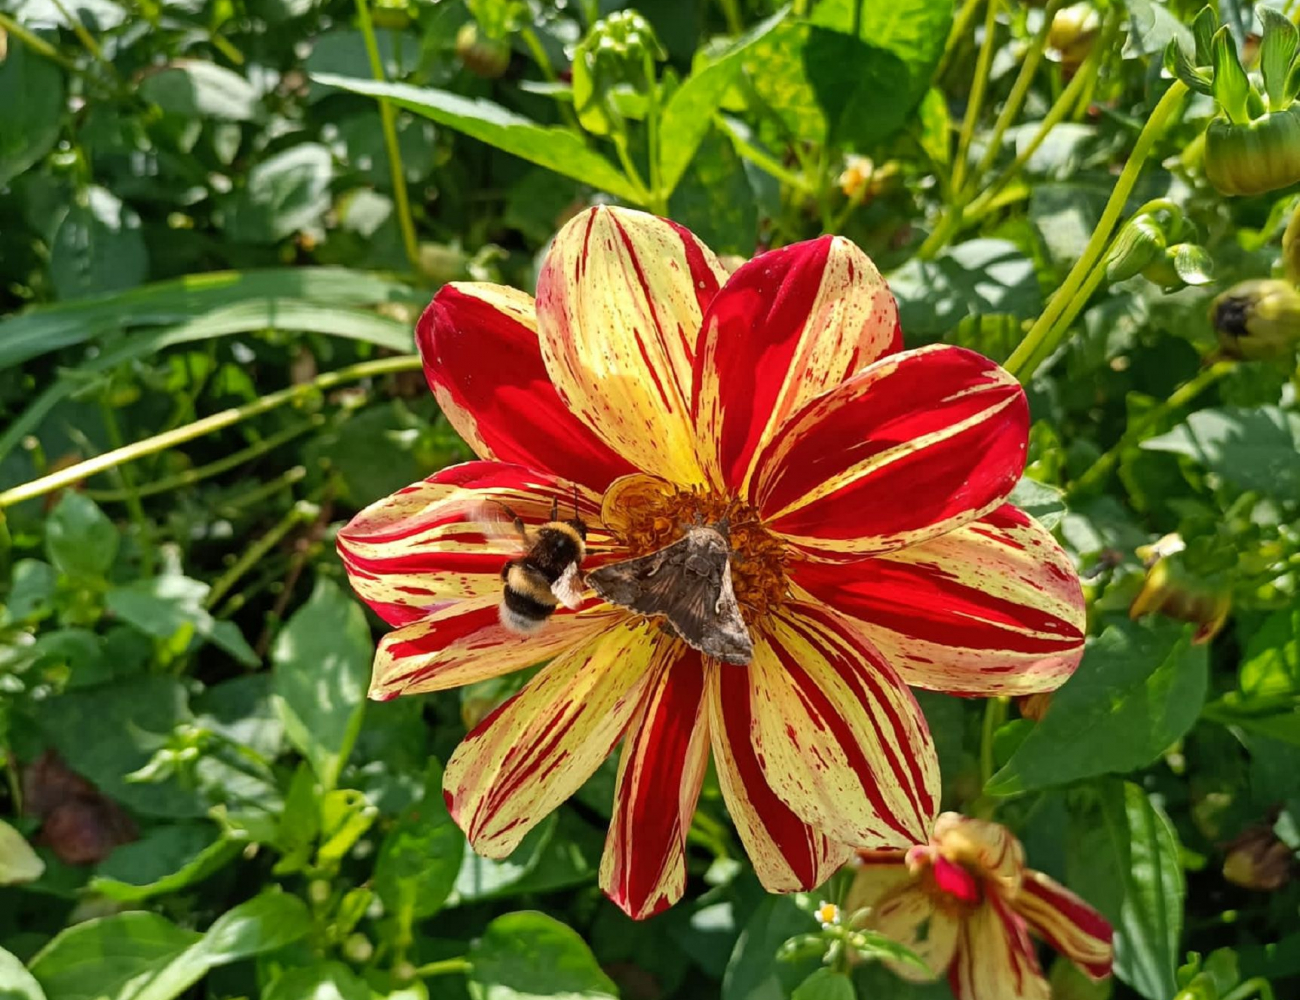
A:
[[933, 856, 981, 904]]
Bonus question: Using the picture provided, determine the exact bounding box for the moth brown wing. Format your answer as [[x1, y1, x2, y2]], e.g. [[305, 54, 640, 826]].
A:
[[587, 528, 754, 665]]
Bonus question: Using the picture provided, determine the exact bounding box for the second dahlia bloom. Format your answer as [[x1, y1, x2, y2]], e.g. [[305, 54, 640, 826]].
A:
[[337, 206, 1086, 918], [848, 814, 1113, 1000]]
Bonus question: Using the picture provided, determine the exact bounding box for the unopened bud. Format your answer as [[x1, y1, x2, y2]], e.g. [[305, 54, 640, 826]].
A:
[[1205, 105, 1300, 197], [1048, 4, 1101, 72], [343, 932, 375, 963], [1211, 278, 1300, 361], [1106, 215, 1166, 281], [456, 23, 511, 79]]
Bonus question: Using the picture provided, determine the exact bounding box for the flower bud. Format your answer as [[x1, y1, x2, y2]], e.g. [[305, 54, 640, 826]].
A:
[[456, 23, 511, 79], [343, 932, 375, 963], [1048, 4, 1101, 72], [572, 11, 665, 136], [1204, 105, 1300, 196], [1283, 201, 1300, 284], [1222, 824, 1293, 891], [1106, 215, 1166, 282], [1210, 278, 1300, 361]]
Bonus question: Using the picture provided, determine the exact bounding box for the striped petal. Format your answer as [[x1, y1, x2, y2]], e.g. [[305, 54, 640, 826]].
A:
[[692, 235, 901, 495], [748, 602, 939, 848], [794, 505, 1085, 696], [708, 661, 852, 892], [601, 641, 710, 920], [443, 620, 662, 858], [336, 461, 614, 626], [536, 206, 727, 486], [949, 898, 1049, 1000], [868, 880, 959, 981], [931, 813, 1025, 895], [754, 345, 1028, 560], [1012, 871, 1113, 980], [368, 596, 621, 701], [417, 284, 635, 492]]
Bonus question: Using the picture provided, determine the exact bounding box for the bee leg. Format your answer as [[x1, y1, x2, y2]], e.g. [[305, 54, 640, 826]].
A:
[[497, 501, 527, 539], [550, 495, 559, 521]]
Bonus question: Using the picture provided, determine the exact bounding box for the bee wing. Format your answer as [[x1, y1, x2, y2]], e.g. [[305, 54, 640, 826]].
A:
[[550, 562, 586, 610], [465, 500, 526, 547]]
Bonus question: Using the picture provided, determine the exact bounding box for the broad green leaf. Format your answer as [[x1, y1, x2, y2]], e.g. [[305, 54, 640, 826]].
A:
[[49, 187, 149, 301], [791, 969, 853, 1000], [36, 675, 205, 818], [915, 87, 951, 167], [0, 267, 420, 372], [723, 896, 819, 1000], [452, 813, 558, 904], [29, 912, 202, 1000], [45, 493, 118, 580], [316, 788, 378, 866], [192, 892, 312, 965], [306, 30, 422, 103], [0, 818, 45, 885], [1240, 607, 1300, 698], [91, 823, 239, 902], [741, 23, 826, 143], [889, 239, 1042, 338], [0, 41, 65, 187], [987, 620, 1207, 796], [224, 144, 334, 243], [0, 945, 46, 1000], [262, 962, 371, 1000], [9, 0, 125, 29], [810, 0, 951, 95], [140, 61, 261, 121], [467, 911, 618, 1000], [1108, 784, 1185, 1000], [1259, 7, 1298, 109], [3, 559, 57, 622], [658, 11, 784, 195], [272, 578, 372, 790], [1140, 406, 1300, 502], [667, 127, 758, 256], [309, 74, 642, 203], [373, 760, 465, 924], [106, 576, 259, 667], [1008, 477, 1066, 531]]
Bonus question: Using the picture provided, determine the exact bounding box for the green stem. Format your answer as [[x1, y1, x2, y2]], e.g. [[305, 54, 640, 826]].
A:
[[206, 500, 317, 609], [719, 119, 815, 194], [83, 418, 324, 502], [47, 0, 110, 68], [353, 0, 420, 272], [973, 696, 1009, 817], [937, 0, 985, 80], [1004, 80, 1188, 383], [0, 13, 78, 70], [643, 51, 665, 213], [1223, 979, 1276, 1000], [717, 0, 743, 34], [612, 133, 651, 206], [952, 0, 1002, 194], [416, 958, 472, 979], [0, 356, 420, 510], [968, 0, 1066, 190], [519, 27, 583, 132], [98, 400, 155, 575], [1068, 361, 1235, 497]]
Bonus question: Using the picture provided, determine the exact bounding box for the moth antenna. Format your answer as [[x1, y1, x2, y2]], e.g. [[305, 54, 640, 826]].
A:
[[572, 484, 580, 520], [550, 495, 559, 521]]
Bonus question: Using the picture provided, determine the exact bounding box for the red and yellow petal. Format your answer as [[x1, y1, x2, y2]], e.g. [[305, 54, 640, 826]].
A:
[[931, 813, 1025, 894], [708, 661, 852, 892], [1012, 871, 1114, 981], [443, 620, 662, 859], [336, 461, 614, 626], [601, 642, 710, 920], [747, 602, 940, 849], [754, 345, 1028, 560], [417, 284, 635, 492], [867, 880, 960, 982], [692, 235, 900, 495], [949, 898, 1049, 1000], [367, 596, 621, 701], [794, 504, 1085, 696], [536, 206, 728, 486]]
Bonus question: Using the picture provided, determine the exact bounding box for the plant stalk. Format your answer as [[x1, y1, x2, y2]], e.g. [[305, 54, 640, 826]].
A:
[[952, 0, 1002, 194]]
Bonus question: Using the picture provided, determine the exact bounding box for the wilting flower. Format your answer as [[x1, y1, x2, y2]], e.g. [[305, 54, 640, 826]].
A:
[[337, 206, 1086, 918], [847, 814, 1113, 1000]]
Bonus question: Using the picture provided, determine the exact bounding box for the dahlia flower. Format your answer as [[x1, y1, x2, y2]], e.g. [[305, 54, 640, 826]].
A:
[[847, 813, 1113, 1000], [337, 206, 1085, 918]]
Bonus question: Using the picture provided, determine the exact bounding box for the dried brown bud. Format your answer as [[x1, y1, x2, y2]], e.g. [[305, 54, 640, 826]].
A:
[[1223, 824, 1294, 891]]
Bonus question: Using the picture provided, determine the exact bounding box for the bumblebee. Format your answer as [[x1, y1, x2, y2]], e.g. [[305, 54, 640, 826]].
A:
[[496, 493, 588, 634]]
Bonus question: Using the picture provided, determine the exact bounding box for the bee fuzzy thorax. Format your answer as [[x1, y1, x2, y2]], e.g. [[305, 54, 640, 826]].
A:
[[496, 502, 589, 635]]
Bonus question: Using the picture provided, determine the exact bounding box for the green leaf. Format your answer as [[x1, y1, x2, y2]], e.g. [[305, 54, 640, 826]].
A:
[[889, 239, 1042, 338], [271, 578, 372, 790], [1259, 7, 1299, 110], [0, 40, 65, 187], [0, 818, 45, 885], [3, 559, 57, 623], [315, 788, 378, 866], [657, 11, 784, 196], [1108, 784, 1185, 1000], [36, 675, 205, 818], [262, 962, 372, 1000], [467, 911, 618, 1000], [0, 945, 46, 1000], [915, 87, 951, 167], [1212, 26, 1253, 123], [49, 186, 149, 301], [791, 969, 853, 1000], [91, 823, 239, 902], [1140, 406, 1300, 502], [1192, 7, 1218, 65], [741, 23, 826, 144], [373, 760, 465, 924], [139, 61, 261, 121], [309, 74, 642, 203], [1168, 243, 1214, 285], [194, 892, 312, 964], [1164, 39, 1214, 95], [723, 896, 819, 1000], [1008, 477, 1066, 531], [45, 493, 118, 580], [667, 126, 758, 256], [29, 912, 202, 1000], [106, 576, 259, 667], [1241, 607, 1300, 698], [987, 620, 1207, 796], [224, 144, 334, 243]]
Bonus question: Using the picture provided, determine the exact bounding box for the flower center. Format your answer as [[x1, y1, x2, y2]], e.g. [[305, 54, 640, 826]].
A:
[[605, 480, 789, 620]]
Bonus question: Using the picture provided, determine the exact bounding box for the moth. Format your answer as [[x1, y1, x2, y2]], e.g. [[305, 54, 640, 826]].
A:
[[587, 520, 754, 665]]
